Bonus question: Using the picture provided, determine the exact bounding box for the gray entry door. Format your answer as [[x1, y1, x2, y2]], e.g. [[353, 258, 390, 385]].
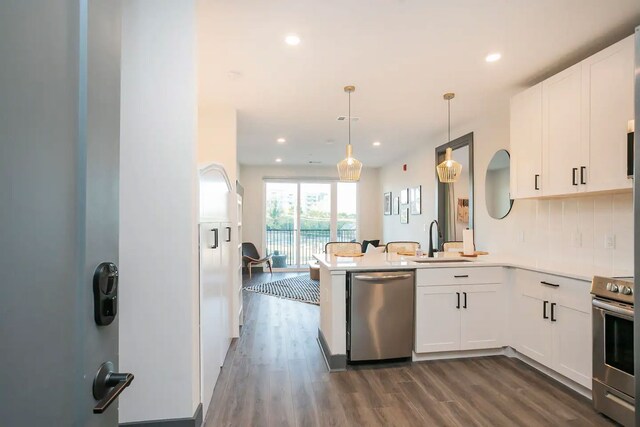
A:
[[0, 1, 125, 426]]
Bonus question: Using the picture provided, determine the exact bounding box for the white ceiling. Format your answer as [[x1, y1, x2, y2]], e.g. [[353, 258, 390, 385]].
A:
[[203, 0, 640, 167]]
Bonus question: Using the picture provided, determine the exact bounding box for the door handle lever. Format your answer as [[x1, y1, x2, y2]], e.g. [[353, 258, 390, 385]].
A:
[[93, 362, 134, 414]]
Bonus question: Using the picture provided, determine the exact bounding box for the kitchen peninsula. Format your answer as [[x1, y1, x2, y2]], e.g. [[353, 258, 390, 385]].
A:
[[315, 251, 594, 398]]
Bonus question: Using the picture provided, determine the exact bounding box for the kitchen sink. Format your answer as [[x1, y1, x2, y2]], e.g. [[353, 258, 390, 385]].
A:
[[412, 257, 472, 263]]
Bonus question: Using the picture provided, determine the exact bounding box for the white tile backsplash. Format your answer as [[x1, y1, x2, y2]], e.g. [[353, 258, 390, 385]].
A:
[[492, 192, 633, 277], [613, 193, 634, 277]]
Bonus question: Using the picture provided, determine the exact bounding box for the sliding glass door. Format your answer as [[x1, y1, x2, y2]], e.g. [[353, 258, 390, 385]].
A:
[[264, 180, 357, 269], [265, 182, 298, 267], [299, 183, 331, 265]]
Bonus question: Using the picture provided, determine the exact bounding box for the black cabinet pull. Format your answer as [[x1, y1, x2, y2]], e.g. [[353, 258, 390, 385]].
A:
[[572, 168, 578, 186], [551, 303, 557, 322], [454, 275, 469, 278], [225, 226, 231, 242], [456, 292, 460, 309], [534, 174, 540, 190], [463, 292, 467, 309], [580, 166, 587, 185], [540, 281, 559, 288], [543, 300, 549, 319], [211, 228, 219, 249]]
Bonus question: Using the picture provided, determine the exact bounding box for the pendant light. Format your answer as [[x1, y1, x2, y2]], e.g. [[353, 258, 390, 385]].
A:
[[437, 93, 462, 183], [337, 85, 363, 182]]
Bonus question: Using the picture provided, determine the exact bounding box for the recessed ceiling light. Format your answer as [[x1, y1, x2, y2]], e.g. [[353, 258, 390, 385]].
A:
[[285, 34, 301, 46], [485, 52, 502, 63], [277, 138, 286, 143], [373, 141, 381, 146], [275, 158, 282, 163]]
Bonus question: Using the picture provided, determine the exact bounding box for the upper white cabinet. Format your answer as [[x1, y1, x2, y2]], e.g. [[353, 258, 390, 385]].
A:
[[581, 36, 634, 192], [510, 84, 543, 198], [542, 63, 584, 196], [510, 35, 634, 198]]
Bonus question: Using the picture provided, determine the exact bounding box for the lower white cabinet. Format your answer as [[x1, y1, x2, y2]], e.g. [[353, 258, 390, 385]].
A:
[[513, 269, 592, 388], [516, 292, 553, 366], [415, 286, 461, 353], [415, 277, 505, 353], [414, 266, 592, 390]]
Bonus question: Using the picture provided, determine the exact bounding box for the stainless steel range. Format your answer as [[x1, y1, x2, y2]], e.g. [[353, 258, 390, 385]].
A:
[[591, 276, 635, 426]]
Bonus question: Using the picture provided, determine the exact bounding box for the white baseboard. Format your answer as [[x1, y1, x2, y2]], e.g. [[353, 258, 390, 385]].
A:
[[412, 347, 505, 361], [507, 348, 592, 400]]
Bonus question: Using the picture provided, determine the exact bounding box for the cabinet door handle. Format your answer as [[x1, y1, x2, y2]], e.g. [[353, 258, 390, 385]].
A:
[[534, 174, 540, 191], [211, 228, 219, 249], [543, 300, 549, 319], [454, 275, 469, 278], [456, 292, 460, 309], [225, 226, 231, 242], [580, 166, 587, 185], [463, 292, 467, 309], [572, 168, 578, 186], [551, 302, 557, 322], [540, 281, 560, 288]]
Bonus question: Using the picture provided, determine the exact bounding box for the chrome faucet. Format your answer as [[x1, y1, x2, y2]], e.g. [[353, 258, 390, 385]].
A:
[[428, 220, 443, 257]]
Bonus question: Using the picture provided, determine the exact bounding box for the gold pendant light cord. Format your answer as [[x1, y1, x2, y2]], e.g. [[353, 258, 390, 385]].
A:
[[448, 97, 451, 143], [348, 89, 352, 150]]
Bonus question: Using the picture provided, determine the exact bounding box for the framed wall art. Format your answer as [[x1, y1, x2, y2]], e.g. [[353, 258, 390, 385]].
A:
[[400, 188, 408, 204], [400, 207, 409, 224], [409, 185, 422, 215], [384, 192, 392, 215]]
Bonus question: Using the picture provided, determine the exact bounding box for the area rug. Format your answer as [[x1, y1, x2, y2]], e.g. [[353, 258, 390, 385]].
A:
[[244, 274, 319, 305]]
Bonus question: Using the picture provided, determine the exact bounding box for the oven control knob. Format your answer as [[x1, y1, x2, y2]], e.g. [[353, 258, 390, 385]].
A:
[[607, 283, 619, 292], [621, 286, 632, 295]]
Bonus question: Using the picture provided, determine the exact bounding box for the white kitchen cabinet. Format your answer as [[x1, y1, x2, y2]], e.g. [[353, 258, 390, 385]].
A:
[[415, 268, 505, 354], [515, 292, 553, 367], [512, 269, 592, 388], [581, 36, 634, 193], [551, 302, 592, 388], [415, 286, 460, 353], [510, 35, 633, 199], [510, 83, 543, 198], [460, 284, 504, 350], [542, 62, 584, 196]]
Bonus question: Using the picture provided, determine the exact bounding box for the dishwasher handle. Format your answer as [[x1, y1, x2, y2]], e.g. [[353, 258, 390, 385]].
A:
[[353, 273, 413, 281]]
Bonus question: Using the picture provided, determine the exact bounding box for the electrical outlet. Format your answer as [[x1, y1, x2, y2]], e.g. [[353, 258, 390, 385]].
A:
[[572, 231, 582, 248], [604, 233, 616, 249]]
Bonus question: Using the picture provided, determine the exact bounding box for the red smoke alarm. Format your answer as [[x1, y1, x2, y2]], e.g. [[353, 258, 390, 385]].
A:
[[403, 164, 407, 171]]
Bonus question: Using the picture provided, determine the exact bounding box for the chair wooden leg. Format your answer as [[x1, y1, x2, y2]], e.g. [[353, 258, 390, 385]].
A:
[[267, 260, 273, 274]]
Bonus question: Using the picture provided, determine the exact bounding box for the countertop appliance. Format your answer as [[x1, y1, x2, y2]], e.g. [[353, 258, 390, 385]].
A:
[[347, 271, 415, 362], [591, 276, 635, 426]]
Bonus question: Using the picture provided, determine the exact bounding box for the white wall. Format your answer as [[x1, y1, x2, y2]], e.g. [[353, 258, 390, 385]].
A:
[[239, 165, 382, 255], [380, 103, 633, 277], [119, 0, 200, 423]]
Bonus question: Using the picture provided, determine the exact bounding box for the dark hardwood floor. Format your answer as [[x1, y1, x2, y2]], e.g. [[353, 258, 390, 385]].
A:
[[205, 271, 616, 427]]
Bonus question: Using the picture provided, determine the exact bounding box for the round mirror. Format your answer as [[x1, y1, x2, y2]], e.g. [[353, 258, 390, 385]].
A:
[[485, 150, 513, 219]]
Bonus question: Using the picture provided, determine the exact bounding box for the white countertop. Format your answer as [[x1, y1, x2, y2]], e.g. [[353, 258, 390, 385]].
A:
[[313, 252, 595, 282]]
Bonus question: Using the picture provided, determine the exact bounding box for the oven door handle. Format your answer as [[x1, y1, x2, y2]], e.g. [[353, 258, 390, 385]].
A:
[[592, 299, 634, 318]]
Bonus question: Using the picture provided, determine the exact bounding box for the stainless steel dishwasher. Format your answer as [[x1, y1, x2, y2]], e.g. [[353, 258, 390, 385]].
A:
[[347, 271, 415, 362]]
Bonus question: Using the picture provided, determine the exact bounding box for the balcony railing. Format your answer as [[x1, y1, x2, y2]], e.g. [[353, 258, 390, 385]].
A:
[[266, 228, 357, 267]]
